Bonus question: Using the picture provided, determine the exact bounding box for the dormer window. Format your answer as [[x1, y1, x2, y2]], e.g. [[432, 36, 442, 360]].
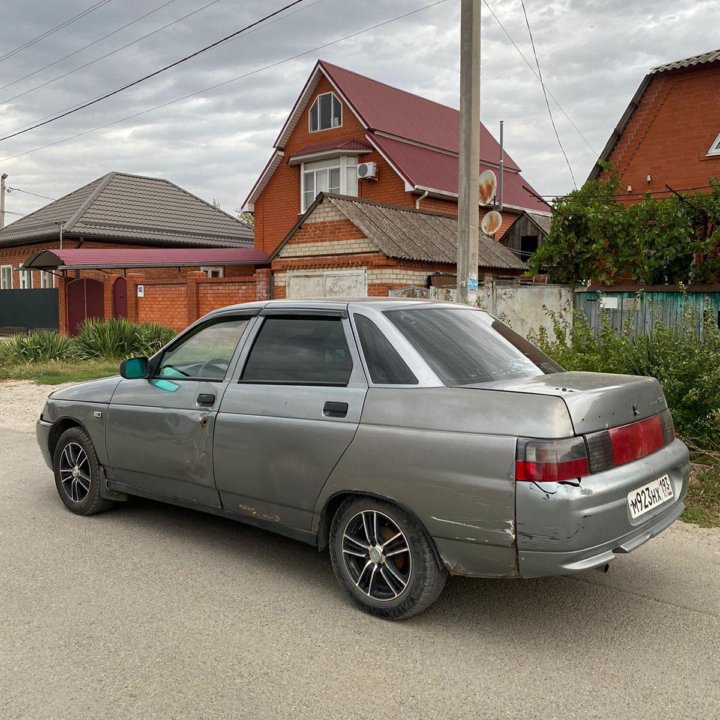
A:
[[309, 92, 342, 132], [707, 132, 720, 157]]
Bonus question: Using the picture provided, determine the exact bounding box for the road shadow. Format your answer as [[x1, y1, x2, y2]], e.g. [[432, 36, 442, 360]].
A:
[[82, 492, 704, 652]]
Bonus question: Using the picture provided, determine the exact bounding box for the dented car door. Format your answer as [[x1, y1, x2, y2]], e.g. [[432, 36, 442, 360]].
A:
[[105, 314, 253, 507]]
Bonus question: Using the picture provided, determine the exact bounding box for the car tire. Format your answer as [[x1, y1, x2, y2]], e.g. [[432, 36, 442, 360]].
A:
[[329, 496, 447, 620], [53, 426, 115, 516]]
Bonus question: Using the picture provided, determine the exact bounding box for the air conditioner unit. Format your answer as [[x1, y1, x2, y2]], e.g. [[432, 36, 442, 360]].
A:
[[357, 162, 378, 180]]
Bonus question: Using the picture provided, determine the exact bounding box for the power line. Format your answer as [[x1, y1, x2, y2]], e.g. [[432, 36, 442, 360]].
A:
[[6, 187, 57, 201], [482, 0, 597, 156], [1, 0, 220, 108], [0, 0, 450, 164], [519, 0, 577, 189], [0, 1, 115, 64], [0, 0, 308, 143], [4, 0, 326, 137], [0, 0, 180, 95]]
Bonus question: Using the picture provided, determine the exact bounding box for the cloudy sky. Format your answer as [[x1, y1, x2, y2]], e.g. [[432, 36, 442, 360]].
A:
[[0, 0, 718, 222]]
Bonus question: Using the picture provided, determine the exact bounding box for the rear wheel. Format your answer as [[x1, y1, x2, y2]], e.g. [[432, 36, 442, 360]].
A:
[[329, 497, 447, 619], [53, 426, 114, 516]]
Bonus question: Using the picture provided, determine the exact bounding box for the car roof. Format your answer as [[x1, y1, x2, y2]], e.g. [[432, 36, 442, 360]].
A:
[[204, 297, 475, 316]]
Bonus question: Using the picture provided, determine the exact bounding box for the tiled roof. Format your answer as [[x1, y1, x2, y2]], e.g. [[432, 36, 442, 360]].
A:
[[650, 48, 720, 74], [371, 134, 549, 213], [278, 193, 526, 270], [0, 172, 253, 248]]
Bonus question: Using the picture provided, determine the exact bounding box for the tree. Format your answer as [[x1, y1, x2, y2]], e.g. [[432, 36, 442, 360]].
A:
[[235, 209, 254, 228], [530, 171, 631, 285], [531, 169, 720, 286]]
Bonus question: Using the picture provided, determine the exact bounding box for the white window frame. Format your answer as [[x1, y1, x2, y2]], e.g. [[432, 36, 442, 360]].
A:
[[308, 91, 342, 133], [200, 266, 224, 279], [300, 155, 359, 212], [19, 268, 33, 289], [707, 131, 720, 157], [40, 270, 55, 289], [0, 264, 13, 289]]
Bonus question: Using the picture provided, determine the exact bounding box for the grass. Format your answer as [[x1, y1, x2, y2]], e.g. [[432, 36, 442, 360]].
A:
[[682, 464, 720, 528], [0, 360, 118, 385]]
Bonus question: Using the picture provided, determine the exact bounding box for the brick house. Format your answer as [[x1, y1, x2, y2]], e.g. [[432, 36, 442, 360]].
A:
[[0, 172, 268, 333], [589, 49, 720, 198], [243, 60, 550, 284], [272, 193, 525, 299]]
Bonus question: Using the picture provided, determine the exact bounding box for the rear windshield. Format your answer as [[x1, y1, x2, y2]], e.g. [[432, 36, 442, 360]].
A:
[[385, 307, 563, 386]]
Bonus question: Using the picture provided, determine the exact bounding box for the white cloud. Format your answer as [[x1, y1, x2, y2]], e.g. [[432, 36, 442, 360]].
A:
[[0, 0, 718, 220]]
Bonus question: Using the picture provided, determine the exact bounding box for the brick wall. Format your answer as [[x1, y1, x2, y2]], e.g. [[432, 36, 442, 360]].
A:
[[601, 64, 720, 198], [0, 236, 263, 333]]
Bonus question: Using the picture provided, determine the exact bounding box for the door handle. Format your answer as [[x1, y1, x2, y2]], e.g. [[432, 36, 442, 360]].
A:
[[323, 401, 348, 418], [197, 393, 216, 407]]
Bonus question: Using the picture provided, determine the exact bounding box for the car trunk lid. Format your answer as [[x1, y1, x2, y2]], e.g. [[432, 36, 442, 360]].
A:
[[462, 371, 667, 436]]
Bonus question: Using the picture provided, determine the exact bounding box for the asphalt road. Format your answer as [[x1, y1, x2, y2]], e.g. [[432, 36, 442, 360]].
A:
[[2, 422, 719, 719]]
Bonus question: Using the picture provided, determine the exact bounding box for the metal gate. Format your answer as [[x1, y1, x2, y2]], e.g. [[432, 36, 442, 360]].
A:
[[112, 277, 128, 319], [0, 289, 59, 331], [67, 278, 104, 335]]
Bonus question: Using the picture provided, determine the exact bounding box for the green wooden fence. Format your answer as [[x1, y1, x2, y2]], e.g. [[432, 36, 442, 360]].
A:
[[575, 286, 720, 335]]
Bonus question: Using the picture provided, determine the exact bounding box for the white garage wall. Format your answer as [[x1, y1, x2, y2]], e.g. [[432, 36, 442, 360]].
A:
[[286, 269, 368, 299]]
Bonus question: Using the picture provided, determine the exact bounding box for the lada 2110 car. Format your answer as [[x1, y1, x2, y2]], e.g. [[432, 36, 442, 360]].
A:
[[37, 300, 690, 619]]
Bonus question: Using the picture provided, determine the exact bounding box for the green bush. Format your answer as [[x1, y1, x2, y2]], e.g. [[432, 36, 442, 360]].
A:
[[0, 320, 175, 367], [530, 306, 720, 445], [74, 318, 174, 359], [0, 330, 77, 363]]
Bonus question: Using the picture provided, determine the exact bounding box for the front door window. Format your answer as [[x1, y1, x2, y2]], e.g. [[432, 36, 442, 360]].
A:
[[157, 318, 250, 381]]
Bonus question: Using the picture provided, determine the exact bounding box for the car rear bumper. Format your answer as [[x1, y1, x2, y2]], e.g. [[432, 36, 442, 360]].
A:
[[517, 495, 685, 577], [36, 419, 53, 470], [516, 438, 690, 577]]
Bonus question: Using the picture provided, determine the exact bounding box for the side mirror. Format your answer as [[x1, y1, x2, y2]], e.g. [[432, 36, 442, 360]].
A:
[[120, 357, 149, 379]]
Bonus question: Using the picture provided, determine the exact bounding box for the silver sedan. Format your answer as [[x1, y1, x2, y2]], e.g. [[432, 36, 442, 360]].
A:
[[36, 300, 690, 619]]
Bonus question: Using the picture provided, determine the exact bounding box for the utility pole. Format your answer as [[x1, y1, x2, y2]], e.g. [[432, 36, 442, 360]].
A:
[[456, 0, 480, 305], [0, 174, 7, 230]]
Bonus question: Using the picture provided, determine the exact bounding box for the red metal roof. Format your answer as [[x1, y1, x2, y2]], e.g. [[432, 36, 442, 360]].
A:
[[371, 135, 550, 213], [23, 247, 269, 270], [291, 138, 372, 157], [320, 61, 521, 171]]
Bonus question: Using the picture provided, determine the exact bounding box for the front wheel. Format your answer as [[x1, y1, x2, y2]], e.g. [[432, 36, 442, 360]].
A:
[[53, 426, 115, 516], [329, 497, 447, 620]]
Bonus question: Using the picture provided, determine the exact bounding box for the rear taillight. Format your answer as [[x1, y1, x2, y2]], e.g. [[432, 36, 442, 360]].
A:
[[517, 410, 675, 482], [586, 409, 674, 473], [516, 437, 590, 482]]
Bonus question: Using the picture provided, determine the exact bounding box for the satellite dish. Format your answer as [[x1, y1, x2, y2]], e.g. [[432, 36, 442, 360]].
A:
[[481, 210, 503, 236], [478, 169, 497, 206]]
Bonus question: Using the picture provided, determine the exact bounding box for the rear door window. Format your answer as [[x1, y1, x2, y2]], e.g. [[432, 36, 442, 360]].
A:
[[385, 307, 562, 386], [353, 314, 417, 385], [241, 316, 353, 385]]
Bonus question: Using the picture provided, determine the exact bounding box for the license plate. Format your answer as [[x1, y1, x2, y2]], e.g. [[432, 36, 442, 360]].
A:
[[627, 474, 674, 519]]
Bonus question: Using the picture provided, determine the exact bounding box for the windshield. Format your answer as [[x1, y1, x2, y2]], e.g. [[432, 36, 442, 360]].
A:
[[385, 307, 563, 386]]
